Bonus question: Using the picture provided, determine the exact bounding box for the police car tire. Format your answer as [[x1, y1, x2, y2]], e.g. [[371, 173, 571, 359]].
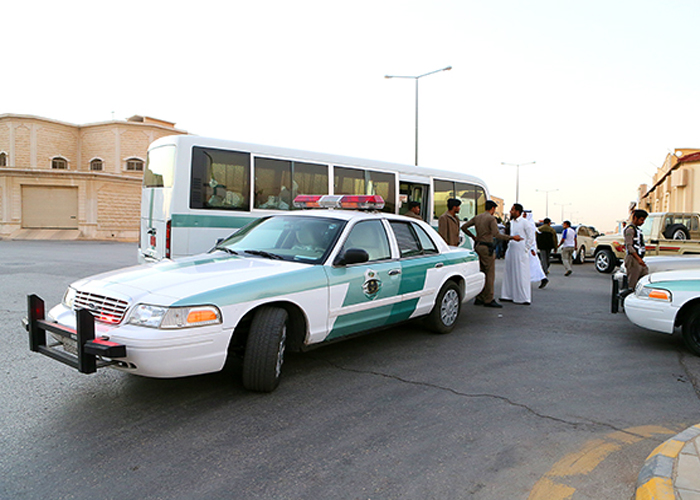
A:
[[426, 281, 461, 334], [242, 306, 288, 393], [682, 308, 700, 357]]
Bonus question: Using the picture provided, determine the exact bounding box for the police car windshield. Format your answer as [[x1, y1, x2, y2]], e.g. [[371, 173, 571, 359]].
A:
[[217, 216, 347, 264]]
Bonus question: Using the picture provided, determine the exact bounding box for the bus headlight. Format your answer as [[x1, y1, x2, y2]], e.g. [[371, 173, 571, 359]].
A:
[[127, 304, 222, 329]]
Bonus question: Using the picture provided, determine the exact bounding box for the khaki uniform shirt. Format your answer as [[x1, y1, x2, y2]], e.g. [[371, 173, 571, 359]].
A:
[[438, 212, 461, 246], [462, 211, 509, 243], [403, 210, 422, 220]]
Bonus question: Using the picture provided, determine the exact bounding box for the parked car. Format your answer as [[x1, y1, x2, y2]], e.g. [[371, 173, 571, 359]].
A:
[[624, 264, 700, 356], [551, 224, 598, 264], [593, 212, 700, 274], [25, 195, 485, 393]]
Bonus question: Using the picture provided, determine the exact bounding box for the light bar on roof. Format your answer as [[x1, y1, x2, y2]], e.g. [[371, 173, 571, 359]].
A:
[[292, 195, 322, 208], [293, 195, 385, 210]]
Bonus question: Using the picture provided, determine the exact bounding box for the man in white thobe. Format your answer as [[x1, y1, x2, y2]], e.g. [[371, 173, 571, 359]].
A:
[[501, 203, 536, 305]]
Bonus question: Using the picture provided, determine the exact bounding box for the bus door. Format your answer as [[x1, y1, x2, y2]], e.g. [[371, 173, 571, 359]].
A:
[[139, 144, 176, 262], [399, 182, 429, 221]]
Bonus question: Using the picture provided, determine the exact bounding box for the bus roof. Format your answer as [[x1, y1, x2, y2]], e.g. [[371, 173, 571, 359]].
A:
[[149, 134, 488, 190]]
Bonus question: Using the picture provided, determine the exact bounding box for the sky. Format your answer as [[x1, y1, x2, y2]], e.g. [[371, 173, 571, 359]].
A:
[[4, 0, 700, 232]]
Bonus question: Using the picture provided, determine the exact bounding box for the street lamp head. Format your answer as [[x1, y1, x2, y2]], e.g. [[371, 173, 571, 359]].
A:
[[444, 66, 452, 71]]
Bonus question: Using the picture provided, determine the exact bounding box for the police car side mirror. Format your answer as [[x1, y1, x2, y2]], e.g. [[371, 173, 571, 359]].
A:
[[334, 248, 369, 266]]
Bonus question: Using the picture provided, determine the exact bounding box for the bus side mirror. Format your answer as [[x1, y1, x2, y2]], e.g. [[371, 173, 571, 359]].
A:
[[334, 248, 369, 266]]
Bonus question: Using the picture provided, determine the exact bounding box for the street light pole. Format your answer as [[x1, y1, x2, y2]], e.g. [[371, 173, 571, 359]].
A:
[[535, 188, 559, 218], [385, 66, 452, 166], [501, 161, 535, 203], [554, 202, 572, 222]]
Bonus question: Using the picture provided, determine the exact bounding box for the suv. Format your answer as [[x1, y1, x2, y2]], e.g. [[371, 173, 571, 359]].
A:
[[551, 224, 599, 264], [593, 212, 700, 273]]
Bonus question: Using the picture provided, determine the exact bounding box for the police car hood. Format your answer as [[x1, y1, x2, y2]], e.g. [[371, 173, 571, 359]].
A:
[[648, 267, 700, 284], [70, 252, 311, 304]]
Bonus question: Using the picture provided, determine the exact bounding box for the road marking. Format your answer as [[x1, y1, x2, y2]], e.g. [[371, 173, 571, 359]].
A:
[[528, 425, 678, 500]]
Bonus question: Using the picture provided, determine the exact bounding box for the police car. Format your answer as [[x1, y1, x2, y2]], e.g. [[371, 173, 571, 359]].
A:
[[623, 262, 700, 356], [27, 195, 485, 392]]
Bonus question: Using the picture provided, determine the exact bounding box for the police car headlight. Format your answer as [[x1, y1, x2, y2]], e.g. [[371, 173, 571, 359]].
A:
[[127, 304, 222, 329], [63, 287, 77, 309], [128, 305, 168, 328], [637, 287, 672, 302]]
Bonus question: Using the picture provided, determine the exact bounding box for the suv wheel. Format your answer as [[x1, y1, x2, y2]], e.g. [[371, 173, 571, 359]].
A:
[[594, 249, 616, 273]]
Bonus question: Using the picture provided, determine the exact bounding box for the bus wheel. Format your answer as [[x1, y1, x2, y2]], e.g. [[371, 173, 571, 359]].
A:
[[425, 281, 461, 334], [242, 306, 288, 392]]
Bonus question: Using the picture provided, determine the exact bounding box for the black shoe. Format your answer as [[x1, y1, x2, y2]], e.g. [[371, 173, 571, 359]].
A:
[[484, 301, 503, 308], [500, 298, 512, 302], [518, 302, 531, 306], [474, 298, 484, 306], [565, 270, 572, 276], [539, 278, 549, 289]]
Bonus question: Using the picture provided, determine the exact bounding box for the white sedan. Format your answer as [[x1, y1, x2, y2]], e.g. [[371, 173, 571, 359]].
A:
[[27, 195, 485, 392], [624, 267, 700, 356]]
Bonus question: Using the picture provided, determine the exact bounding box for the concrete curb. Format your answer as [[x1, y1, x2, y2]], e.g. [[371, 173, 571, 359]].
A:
[[636, 424, 700, 500]]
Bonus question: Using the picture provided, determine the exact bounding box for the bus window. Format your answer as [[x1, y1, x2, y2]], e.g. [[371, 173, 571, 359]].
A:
[[476, 186, 486, 215], [334, 167, 395, 213], [144, 145, 176, 188], [434, 180, 486, 222], [433, 179, 454, 219], [254, 157, 329, 211], [293, 161, 328, 200], [255, 157, 292, 210], [190, 147, 250, 210], [456, 183, 477, 220]]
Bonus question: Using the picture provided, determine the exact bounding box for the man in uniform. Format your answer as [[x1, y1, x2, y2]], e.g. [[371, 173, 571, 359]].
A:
[[462, 200, 522, 308], [438, 198, 462, 246], [404, 201, 422, 220], [624, 209, 649, 289]]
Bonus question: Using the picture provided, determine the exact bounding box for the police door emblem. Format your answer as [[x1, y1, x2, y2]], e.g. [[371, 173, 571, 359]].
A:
[[362, 269, 382, 298]]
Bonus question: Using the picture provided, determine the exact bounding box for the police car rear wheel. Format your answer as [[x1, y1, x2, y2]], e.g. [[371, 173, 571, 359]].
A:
[[426, 282, 461, 334], [682, 308, 700, 357], [242, 306, 288, 392]]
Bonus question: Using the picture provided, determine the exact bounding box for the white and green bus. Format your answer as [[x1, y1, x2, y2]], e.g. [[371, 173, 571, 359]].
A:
[[140, 135, 489, 262]]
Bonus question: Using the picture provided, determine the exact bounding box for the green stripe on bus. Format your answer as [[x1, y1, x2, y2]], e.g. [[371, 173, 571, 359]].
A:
[[171, 213, 259, 229]]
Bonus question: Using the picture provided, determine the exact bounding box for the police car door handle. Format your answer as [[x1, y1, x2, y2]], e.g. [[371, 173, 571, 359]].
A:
[[388, 269, 401, 276], [434, 263, 444, 268]]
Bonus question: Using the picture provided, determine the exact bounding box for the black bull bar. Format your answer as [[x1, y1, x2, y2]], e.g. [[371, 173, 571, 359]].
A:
[[26, 295, 127, 374]]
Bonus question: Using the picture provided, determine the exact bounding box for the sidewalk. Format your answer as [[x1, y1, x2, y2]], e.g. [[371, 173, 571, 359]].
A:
[[636, 424, 700, 499]]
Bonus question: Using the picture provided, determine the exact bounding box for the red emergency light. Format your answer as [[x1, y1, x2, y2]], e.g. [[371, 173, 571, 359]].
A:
[[293, 195, 385, 210]]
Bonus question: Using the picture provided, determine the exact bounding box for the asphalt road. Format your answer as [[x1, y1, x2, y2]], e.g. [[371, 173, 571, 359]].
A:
[[2, 240, 700, 500]]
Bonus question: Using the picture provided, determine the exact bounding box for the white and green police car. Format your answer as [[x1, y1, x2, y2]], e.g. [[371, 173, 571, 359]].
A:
[[624, 265, 700, 356], [27, 195, 485, 392]]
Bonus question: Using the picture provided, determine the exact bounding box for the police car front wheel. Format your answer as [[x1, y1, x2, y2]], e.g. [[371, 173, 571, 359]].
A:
[[242, 306, 288, 393]]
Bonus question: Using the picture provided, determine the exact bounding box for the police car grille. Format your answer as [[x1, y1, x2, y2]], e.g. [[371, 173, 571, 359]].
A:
[[74, 291, 129, 324]]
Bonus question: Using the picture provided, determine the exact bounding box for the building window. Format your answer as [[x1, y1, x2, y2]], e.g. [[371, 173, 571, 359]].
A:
[[0, 152, 6, 167], [90, 159, 103, 171], [126, 159, 144, 171], [52, 157, 68, 169]]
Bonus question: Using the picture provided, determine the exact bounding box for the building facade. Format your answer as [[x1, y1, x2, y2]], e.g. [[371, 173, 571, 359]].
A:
[[0, 114, 187, 240], [638, 148, 700, 214]]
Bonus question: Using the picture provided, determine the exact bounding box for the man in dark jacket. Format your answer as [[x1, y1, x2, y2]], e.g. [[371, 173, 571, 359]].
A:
[[536, 218, 557, 275]]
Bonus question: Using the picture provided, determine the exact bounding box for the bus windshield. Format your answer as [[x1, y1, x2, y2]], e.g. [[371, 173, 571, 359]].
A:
[[144, 145, 176, 188]]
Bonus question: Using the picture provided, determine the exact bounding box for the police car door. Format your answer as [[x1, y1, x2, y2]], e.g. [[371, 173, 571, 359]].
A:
[[388, 220, 446, 319], [325, 219, 402, 341]]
